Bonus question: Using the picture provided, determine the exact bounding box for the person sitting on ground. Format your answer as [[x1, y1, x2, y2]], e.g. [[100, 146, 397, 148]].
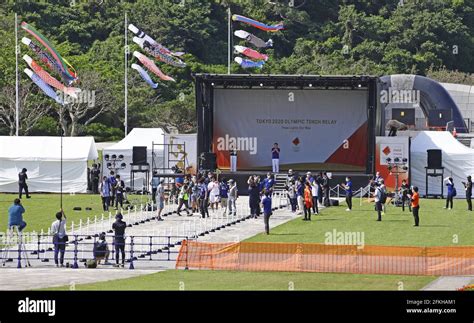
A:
[[93, 232, 110, 265]]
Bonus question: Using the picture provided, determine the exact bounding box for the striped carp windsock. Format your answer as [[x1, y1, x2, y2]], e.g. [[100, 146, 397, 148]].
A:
[[21, 37, 75, 86], [131, 63, 159, 89], [21, 22, 77, 81], [234, 30, 273, 48], [234, 57, 265, 69], [24, 68, 64, 105], [234, 45, 268, 61], [232, 15, 284, 32], [128, 24, 185, 57], [23, 55, 81, 99], [133, 51, 175, 82], [133, 37, 186, 68]]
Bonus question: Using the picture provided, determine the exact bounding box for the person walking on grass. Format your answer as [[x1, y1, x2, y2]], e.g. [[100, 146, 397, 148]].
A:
[[18, 168, 31, 199], [463, 176, 472, 211], [51, 210, 67, 267], [410, 186, 420, 227], [341, 176, 353, 211], [112, 213, 127, 268], [262, 191, 272, 235], [444, 177, 456, 210]]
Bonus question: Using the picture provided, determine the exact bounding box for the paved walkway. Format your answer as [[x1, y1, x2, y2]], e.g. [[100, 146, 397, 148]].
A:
[[421, 276, 474, 291]]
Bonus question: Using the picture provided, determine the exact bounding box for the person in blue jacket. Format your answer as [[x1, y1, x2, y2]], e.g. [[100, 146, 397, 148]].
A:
[[444, 177, 455, 210]]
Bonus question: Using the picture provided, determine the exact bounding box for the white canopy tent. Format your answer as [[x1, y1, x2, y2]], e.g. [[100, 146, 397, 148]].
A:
[[0, 136, 98, 193], [411, 131, 474, 198], [102, 128, 165, 188]]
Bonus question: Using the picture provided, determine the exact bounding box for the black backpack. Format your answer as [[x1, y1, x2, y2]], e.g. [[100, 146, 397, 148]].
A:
[[380, 188, 387, 204]]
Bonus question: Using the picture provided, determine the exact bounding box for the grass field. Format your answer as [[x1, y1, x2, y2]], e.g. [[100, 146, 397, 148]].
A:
[[44, 270, 435, 291], [0, 193, 148, 233], [247, 198, 474, 247]]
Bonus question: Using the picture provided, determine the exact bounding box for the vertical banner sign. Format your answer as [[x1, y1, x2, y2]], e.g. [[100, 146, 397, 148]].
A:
[[375, 136, 410, 191]]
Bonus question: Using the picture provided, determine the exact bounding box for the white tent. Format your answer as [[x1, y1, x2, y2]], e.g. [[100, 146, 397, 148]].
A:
[[102, 128, 165, 188], [0, 136, 98, 193], [411, 131, 474, 198]]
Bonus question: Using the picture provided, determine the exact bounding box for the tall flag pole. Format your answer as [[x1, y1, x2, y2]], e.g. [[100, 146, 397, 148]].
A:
[[227, 7, 231, 75], [15, 13, 19, 136], [124, 12, 128, 136]]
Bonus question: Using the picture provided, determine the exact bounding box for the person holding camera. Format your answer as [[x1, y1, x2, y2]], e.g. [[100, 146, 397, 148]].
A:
[[114, 174, 125, 209], [112, 213, 127, 268], [400, 179, 411, 212], [463, 176, 472, 211], [8, 198, 27, 232], [18, 168, 31, 199], [51, 210, 68, 267], [444, 177, 456, 210]]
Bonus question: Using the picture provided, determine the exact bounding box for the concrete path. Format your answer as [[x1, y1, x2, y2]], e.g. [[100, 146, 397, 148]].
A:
[[0, 268, 162, 290], [421, 276, 474, 291]]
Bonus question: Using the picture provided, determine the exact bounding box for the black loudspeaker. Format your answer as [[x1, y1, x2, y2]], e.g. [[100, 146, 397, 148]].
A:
[[428, 110, 452, 127], [392, 108, 415, 126], [200, 152, 217, 170], [427, 149, 442, 169], [132, 146, 147, 165]]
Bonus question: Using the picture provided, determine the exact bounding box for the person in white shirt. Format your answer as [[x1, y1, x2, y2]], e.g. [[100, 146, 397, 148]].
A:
[[51, 210, 67, 267], [207, 178, 220, 211]]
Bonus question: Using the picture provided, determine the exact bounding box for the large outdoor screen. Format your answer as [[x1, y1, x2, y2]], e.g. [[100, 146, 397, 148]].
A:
[[212, 89, 369, 172]]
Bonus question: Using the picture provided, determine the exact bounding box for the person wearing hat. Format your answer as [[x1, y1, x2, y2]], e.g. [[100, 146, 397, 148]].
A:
[[228, 179, 238, 216], [112, 213, 127, 268], [18, 168, 31, 199], [463, 176, 472, 211]]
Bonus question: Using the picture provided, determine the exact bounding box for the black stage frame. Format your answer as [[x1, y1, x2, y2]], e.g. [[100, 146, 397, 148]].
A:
[[195, 74, 382, 175]]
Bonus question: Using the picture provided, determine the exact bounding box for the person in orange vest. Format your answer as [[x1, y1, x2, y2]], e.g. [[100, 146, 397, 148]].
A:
[[303, 182, 313, 221], [410, 186, 420, 227]]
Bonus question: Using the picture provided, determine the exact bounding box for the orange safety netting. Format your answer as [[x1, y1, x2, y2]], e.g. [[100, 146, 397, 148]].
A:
[[176, 241, 474, 276]]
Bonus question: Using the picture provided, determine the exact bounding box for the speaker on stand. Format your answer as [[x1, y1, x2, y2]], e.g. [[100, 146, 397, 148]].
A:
[[425, 149, 444, 198]]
